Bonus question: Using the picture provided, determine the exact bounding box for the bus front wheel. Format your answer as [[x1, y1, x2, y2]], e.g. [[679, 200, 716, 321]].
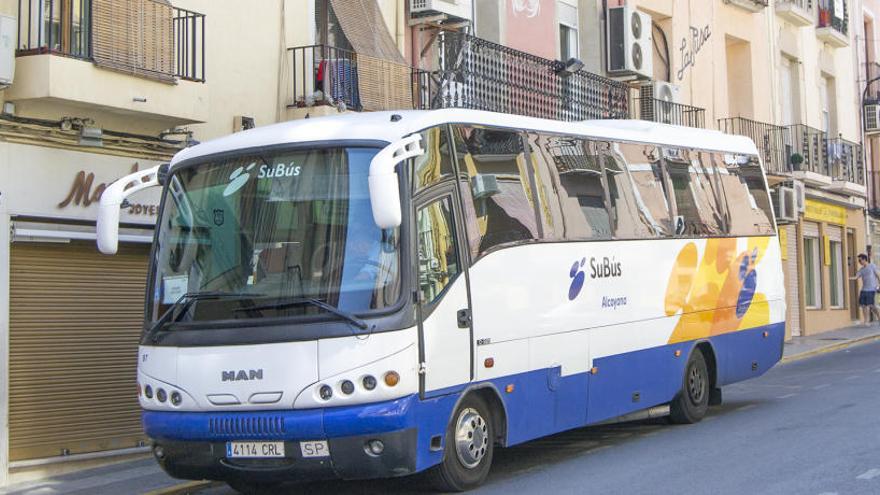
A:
[[429, 394, 495, 492], [669, 348, 710, 424]]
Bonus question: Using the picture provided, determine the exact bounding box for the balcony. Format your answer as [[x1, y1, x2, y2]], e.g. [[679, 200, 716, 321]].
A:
[[287, 44, 415, 117], [825, 137, 866, 195], [632, 98, 706, 128], [9, 0, 208, 130], [776, 0, 814, 27], [414, 32, 629, 121], [719, 117, 865, 193], [723, 0, 768, 13], [718, 117, 789, 174], [817, 1, 849, 47]]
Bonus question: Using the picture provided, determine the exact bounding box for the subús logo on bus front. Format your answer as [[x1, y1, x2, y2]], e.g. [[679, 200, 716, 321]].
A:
[[223, 162, 302, 197], [568, 256, 622, 300]]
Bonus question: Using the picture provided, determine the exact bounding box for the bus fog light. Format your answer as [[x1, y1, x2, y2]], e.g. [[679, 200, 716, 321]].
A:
[[156, 388, 167, 403], [319, 385, 333, 400], [362, 375, 377, 390], [153, 445, 165, 460], [170, 391, 182, 406], [341, 380, 355, 395], [365, 439, 384, 456], [144, 385, 153, 399], [384, 371, 400, 387]]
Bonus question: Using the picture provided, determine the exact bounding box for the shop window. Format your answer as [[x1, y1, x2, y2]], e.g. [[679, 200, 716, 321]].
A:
[[452, 126, 542, 256], [414, 126, 456, 193], [715, 154, 776, 236], [618, 143, 672, 236], [804, 235, 822, 308], [829, 239, 844, 308], [416, 196, 461, 304]]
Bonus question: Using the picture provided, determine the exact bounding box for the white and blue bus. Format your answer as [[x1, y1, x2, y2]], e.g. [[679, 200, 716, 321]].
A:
[[97, 109, 785, 493]]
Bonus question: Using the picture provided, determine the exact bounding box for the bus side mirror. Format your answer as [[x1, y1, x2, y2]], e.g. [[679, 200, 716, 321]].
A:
[[369, 134, 424, 229], [97, 164, 164, 254]]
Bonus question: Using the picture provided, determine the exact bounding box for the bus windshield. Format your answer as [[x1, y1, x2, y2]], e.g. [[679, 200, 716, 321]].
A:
[[148, 147, 402, 326]]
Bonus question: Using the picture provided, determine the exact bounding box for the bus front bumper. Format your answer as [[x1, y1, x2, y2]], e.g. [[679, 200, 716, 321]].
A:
[[143, 395, 424, 482]]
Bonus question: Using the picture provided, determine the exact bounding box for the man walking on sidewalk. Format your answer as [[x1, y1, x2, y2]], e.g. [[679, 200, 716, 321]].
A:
[[851, 254, 880, 325]]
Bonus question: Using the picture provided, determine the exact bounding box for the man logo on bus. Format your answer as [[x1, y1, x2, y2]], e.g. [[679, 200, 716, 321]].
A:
[[568, 258, 586, 300]]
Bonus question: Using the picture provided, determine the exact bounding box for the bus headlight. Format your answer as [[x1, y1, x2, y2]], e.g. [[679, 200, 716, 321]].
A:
[[170, 391, 182, 406], [319, 385, 333, 400], [340, 380, 355, 395], [144, 385, 154, 399], [156, 388, 167, 403], [362, 375, 377, 390]]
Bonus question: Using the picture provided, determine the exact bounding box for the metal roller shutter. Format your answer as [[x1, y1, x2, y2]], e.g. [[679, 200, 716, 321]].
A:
[[9, 241, 150, 461], [785, 224, 801, 337]]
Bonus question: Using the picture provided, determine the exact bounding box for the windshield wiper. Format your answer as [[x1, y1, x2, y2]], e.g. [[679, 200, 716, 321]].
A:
[[233, 297, 368, 329], [150, 291, 262, 334]]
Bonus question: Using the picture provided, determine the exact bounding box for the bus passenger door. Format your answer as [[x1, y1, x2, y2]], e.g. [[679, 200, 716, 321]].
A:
[[415, 192, 473, 395]]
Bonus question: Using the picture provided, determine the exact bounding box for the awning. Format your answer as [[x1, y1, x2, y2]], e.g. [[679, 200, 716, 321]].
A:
[[328, 0, 405, 64]]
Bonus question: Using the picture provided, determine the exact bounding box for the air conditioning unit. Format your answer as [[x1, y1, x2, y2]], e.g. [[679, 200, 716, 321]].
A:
[[865, 104, 880, 135], [607, 6, 653, 79], [0, 15, 16, 86], [233, 116, 255, 133], [410, 0, 473, 22], [640, 81, 680, 124], [771, 186, 798, 223]]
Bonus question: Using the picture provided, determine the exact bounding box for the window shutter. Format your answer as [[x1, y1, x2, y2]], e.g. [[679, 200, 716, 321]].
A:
[[92, 0, 175, 83]]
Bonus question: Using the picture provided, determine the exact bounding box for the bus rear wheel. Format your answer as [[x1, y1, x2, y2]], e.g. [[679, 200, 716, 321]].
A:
[[428, 394, 495, 492], [669, 348, 710, 424]]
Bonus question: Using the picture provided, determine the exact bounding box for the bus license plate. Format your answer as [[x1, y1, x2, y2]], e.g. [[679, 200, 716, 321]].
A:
[[226, 441, 285, 458]]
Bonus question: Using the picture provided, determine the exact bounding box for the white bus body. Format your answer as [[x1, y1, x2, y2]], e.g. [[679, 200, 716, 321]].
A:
[[101, 110, 785, 491]]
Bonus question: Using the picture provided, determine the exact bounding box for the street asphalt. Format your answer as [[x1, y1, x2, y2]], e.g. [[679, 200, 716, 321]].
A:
[[194, 339, 880, 495]]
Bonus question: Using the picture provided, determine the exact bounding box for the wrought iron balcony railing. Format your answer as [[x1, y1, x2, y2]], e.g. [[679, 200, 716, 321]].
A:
[[718, 117, 788, 174], [17, 0, 92, 59], [818, 0, 848, 36], [632, 98, 706, 128], [17, 0, 206, 83], [289, 44, 361, 111], [826, 137, 864, 184], [414, 32, 629, 121], [173, 7, 205, 82], [719, 117, 865, 186]]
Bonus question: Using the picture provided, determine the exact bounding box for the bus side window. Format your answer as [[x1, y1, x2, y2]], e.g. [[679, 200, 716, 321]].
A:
[[714, 153, 776, 236], [601, 142, 660, 239], [451, 125, 541, 256], [416, 197, 461, 304], [413, 126, 456, 193], [664, 148, 727, 237], [529, 132, 611, 240], [618, 143, 673, 236]]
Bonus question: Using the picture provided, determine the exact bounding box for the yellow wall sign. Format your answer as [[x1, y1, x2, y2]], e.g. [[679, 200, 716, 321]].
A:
[[804, 199, 846, 225], [779, 228, 787, 260]]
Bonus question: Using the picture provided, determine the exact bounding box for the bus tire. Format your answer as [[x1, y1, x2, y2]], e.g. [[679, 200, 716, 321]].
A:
[[669, 348, 710, 424], [428, 394, 495, 492]]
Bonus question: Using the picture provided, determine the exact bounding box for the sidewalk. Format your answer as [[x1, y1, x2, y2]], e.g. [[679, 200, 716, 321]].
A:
[[3, 323, 880, 495]]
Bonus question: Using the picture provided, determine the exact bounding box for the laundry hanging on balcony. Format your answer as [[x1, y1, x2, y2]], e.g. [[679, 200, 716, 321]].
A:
[[327, 0, 412, 111]]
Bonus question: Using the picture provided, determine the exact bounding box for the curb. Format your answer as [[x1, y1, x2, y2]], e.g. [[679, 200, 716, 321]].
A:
[[143, 480, 219, 495], [780, 333, 880, 364]]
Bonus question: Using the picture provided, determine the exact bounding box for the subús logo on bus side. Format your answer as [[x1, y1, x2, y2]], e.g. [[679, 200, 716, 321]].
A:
[[568, 256, 623, 300]]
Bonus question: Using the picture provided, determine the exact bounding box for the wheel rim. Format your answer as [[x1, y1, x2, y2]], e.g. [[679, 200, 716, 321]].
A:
[[453, 407, 489, 469], [688, 362, 706, 405]]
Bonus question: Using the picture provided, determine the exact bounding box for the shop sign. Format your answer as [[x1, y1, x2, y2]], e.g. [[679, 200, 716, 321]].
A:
[[804, 199, 846, 226], [0, 142, 162, 225]]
